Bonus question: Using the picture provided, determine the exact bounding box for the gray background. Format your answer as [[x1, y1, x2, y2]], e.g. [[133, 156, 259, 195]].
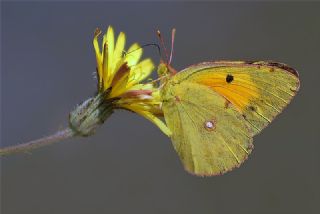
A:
[[1, 2, 319, 214]]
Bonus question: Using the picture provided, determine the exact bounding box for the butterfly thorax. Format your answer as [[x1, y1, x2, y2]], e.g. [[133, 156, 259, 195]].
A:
[[157, 62, 180, 105]]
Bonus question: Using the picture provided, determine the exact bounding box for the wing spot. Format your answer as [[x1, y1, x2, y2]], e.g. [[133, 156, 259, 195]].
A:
[[204, 119, 216, 131], [175, 96, 181, 102], [224, 100, 231, 109], [226, 74, 234, 83], [248, 105, 256, 111]]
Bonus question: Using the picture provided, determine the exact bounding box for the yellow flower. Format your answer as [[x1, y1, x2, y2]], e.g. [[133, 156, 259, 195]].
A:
[[92, 26, 171, 136]]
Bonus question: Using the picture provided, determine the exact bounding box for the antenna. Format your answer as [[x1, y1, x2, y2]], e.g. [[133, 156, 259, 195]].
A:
[[124, 43, 161, 58], [157, 30, 169, 63], [169, 28, 176, 65]]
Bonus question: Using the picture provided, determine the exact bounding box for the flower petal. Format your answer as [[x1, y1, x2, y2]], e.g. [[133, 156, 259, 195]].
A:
[[125, 43, 142, 67], [102, 42, 109, 89], [103, 26, 114, 74], [138, 111, 171, 136], [111, 62, 130, 87], [128, 58, 155, 86], [93, 28, 103, 88], [121, 89, 152, 98], [109, 65, 130, 98], [128, 83, 154, 91], [122, 104, 171, 136], [112, 32, 126, 73]]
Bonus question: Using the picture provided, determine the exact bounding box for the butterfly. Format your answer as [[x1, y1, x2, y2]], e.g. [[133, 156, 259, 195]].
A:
[[156, 29, 300, 176]]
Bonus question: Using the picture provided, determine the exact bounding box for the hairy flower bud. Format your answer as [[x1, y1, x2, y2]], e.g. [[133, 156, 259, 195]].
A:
[[69, 90, 116, 136]]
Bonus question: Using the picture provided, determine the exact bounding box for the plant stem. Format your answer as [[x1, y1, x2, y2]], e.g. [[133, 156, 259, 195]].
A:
[[0, 128, 75, 156]]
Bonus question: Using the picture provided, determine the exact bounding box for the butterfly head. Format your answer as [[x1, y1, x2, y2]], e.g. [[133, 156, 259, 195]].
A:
[[157, 61, 169, 77], [156, 29, 177, 81], [157, 60, 177, 76]]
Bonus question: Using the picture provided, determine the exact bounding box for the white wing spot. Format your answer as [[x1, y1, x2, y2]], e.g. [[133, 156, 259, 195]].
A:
[[206, 121, 213, 128], [204, 120, 216, 131]]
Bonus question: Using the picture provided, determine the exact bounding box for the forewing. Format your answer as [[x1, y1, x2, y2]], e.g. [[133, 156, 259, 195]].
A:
[[162, 81, 254, 176], [175, 61, 300, 135]]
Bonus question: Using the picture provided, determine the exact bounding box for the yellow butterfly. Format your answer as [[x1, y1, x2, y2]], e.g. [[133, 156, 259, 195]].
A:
[[157, 29, 300, 176]]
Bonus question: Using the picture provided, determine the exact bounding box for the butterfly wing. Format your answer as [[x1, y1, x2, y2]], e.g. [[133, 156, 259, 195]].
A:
[[173, 61, 300, 135], [161, 61, 299, 175], [162, 81, 254, 176]]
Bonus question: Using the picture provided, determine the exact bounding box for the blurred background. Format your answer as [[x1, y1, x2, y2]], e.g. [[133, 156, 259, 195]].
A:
[[1, 2, 319, 214]]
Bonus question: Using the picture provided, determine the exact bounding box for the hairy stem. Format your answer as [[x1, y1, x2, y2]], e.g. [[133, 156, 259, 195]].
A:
[[0, 128, 75, 156]]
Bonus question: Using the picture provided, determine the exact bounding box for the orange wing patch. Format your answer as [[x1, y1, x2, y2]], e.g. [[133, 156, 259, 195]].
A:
[[194, 72, 259, 112]]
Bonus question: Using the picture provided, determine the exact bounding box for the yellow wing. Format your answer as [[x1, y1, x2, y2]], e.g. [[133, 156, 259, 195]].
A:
[[162, 81, 254, 176], [161, 61, 300, 176], [173, 61, 300, 135]]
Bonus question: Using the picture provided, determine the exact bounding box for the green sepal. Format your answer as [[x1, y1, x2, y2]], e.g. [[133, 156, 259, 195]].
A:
[[69, 89, 116, 136]]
